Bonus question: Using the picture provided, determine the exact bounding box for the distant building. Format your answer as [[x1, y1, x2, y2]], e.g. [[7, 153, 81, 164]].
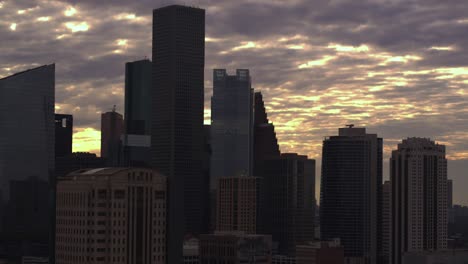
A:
[[151, 5, 207, 263], [402, 250, 468, 264], [448, 179, 453, 209], [55, 114, 73, 158], [55, 152, 106, 178], [382, 181, 392, 263], [253, 92, 280, 177], [55, 168, 167, 264], [320, 126, 382, 264], [296, 239, 344, 264], [262, 153, 315, 256], [123, 59, 152, 166], [217, 177, 260, 234], [101, 108, 123, 166], [199, 232, 272, 264], [0, 64, 55, 261], [391, 138, 448, 264]]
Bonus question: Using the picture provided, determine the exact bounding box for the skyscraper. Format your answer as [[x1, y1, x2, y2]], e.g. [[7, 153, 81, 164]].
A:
[[0, 65, 55, 261], [123, 59, 152, 166], [253, 92, 280, 177], [101, 108, 123, 166], [55, 114, 73, 158], [55, 168, 167, 264], [382, 181, 392, 264], [390, 138, 448, 264], [211, 69, 254, 181], [151, 5, 206, 263], [320, 126, 382, 264], [262, 153, 315, 256]]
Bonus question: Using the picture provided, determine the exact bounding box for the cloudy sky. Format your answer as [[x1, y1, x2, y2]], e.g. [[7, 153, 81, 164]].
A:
[[1, 0, 467, 203]]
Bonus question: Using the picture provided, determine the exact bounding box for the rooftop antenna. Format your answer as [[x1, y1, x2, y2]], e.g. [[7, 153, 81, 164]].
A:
[[346, 124, 354, 128]]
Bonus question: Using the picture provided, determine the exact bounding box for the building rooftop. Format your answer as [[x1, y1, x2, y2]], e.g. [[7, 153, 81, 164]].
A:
[[0, 64, 54, 81]]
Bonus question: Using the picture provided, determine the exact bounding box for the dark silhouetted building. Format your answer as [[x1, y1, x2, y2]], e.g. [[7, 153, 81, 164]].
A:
[[262, 153, 315, 256], [382, 181, 392, 264], [0, 65, 55, 262], [56, 168, 167, 264], [200, 232, 272, 264], [390, 138, 448, 264], [151, 5, 206, 263], [55, 152, 106, 178], [253, 92, 280, 177], [296, 239, 344, 264], [123, 59, 152, 167], [217, 177, 260, 234], [448, 179, 453, 209], [101, 108, 123, 166], [320, 126, 382, 264], [55, 114, 73, 158]]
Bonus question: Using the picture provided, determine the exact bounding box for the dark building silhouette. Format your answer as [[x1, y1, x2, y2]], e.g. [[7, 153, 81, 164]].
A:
[[101, 108, 123, 166], [0, 65, 55, 262], [262, 153, 315, 256], [123, 59, 152, 166], [448, 179, 453, 209], [55, 152, 106, 178], [54, 114, 73, 158], [390, 138, 448, 264], [320, 126, 382, 264], [253, 92, 280, 177], [151, 5, 206, 263]]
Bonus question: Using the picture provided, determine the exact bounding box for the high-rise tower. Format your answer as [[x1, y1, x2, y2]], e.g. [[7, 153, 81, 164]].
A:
[[320, 126, 382, 264], [101, 108, 124, 166], [151, 5, 206, 263], [390, 138, 448, 264], [0, 65, 55, 261]]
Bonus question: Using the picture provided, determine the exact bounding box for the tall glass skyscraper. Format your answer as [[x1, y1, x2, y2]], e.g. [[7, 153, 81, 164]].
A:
[[123, 59, 152, 166], [0, 65, 55, 261], [151, 5, 206, 263], [210, 69, 254, 189], [320, 126, 382, 264]]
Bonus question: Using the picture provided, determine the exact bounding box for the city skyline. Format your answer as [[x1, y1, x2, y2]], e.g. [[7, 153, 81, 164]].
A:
[[0, 0, 467, 204]]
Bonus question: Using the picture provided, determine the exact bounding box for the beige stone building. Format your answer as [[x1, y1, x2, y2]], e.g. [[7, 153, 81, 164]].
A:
[[55, 168, 166, 264]]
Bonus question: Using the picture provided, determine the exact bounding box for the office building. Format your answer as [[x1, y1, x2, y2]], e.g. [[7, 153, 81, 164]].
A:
[[211, 69, 253, 183], [272, 255, 296, 264], [55, 168, 167, 264], [390, 138, 448, 264], [55, 152, 106, 178], [0, 65, 55, 261], [123, 59, 152, 166], [295, 239, 344, 264], [217, 177, 260, 234], [448, 179, 453, 209], [101, 108, 123, 166], [382, 181, 391, 264], [320, 126, 382, 264], [262, 153, 315, 256], [55, 114, 73, 158], [151, 5, 206, 263], [199, 232, 272, 264], [253, 92, 280, 177], [183, 237, 199, 264]]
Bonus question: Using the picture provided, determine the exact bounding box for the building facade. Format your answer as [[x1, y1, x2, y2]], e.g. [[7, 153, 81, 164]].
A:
[[55, 168, 167, 264], [200, 232, 272, 264], [151, 5, 206, 263], [262, 153, 315, 256], [320, 126, 382, 264], [382, 181, 392, 263], [295, 239, 344, 264], [0, 65, 55, 261], [390, 138, 448, 264], [101, 109, 123, 166], [123, 59, 152, 167], [217, 177, 260, 234]]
